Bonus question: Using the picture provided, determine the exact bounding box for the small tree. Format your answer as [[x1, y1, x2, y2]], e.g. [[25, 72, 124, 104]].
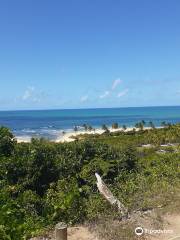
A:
[[0, 127, 16, 156]]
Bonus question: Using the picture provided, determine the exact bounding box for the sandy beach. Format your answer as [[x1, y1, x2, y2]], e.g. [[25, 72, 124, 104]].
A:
[[16, 126, 158, 143], [55, 126, 155, 143]]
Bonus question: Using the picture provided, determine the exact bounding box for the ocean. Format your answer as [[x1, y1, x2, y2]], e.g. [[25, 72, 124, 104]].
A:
[[0, 106, 180, 141]]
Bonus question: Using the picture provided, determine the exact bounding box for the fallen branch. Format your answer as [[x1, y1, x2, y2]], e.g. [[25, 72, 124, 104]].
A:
[[95, 173, 128, 218]]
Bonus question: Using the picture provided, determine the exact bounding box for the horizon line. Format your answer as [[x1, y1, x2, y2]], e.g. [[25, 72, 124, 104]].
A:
[[0, 104, 180, 112]]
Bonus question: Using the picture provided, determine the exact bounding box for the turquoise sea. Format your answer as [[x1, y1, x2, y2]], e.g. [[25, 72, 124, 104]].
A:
[[0, 106, 180, 140]]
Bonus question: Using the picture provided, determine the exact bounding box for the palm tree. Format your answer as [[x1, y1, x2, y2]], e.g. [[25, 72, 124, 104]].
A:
[[139, 122, 144, 131], [102, 124, 107, 130], [82, 124, 88, 131], [148, 121, 155, 129], [88, 125, 93, 131], [122, 125, 127, 130], [132, 128, 136, 133], [112, 122, 119, 129], [102, 124, 109, 133], [161, 121, 167, 127], [167, 122, 172, 128], [141, 120, 146, 126], [135, 122, 143, 130], [74, 126, 78, 132]]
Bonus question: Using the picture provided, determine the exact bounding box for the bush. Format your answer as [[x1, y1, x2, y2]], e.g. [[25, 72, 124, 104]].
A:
[[0, 127, 16, 156], [0, 126, 180, 239]]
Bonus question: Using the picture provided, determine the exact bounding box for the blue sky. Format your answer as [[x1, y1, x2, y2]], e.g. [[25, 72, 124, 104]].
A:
[[0, 0, 180, 110]]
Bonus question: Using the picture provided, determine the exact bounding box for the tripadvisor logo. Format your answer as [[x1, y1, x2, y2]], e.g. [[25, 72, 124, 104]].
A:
[[135, 227, 144, 236], [135, 226, 178, 239]]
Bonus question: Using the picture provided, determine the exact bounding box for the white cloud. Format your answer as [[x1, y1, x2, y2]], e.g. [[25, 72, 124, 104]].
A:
[[117, 88, 129, 97], [22, 86, 35, 100], [21, 86, 48, 103], [112, 78, 122, 90], [99, 91, 110, 99], [80, 95, 89, 102], [81, 78, 124, 102]]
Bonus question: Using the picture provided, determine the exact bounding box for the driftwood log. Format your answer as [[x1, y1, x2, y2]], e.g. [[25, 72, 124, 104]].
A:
[[95, 173, 128, 217]]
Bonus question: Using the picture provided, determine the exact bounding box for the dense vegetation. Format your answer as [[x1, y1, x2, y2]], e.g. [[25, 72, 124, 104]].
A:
[[0, 124, 180, 239]]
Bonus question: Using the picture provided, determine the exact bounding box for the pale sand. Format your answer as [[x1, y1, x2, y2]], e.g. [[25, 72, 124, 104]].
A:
[[55, 126, 153, 143], [16, 126, 163, 143]]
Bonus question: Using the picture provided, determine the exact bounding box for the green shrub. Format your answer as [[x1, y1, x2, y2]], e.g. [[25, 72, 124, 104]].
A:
[[0, 125, 180, 239]]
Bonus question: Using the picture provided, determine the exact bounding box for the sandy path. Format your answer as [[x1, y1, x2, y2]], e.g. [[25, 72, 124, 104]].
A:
[[68, 215, 180, 240], [148, 214, 180, 240], [68, 226, 98, 240], [30, 226, 98, 240], [30, 214, 180, 240]]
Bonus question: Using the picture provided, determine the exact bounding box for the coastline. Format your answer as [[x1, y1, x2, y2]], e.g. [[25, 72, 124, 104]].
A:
[[2, 106, 178, 144], [16, 126, 161, 143]]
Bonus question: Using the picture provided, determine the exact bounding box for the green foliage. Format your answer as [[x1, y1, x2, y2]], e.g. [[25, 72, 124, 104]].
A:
[[44, 178, 85, 224], [0, 127, 16, 156], [0, 225, 11, 240], [0, 125, 180, 239]]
